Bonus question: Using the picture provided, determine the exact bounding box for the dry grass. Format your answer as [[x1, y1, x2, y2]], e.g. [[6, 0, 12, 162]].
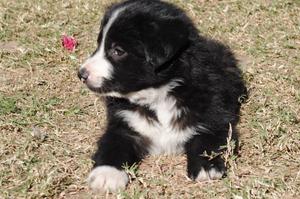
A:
[[0, 0, 299, 198]]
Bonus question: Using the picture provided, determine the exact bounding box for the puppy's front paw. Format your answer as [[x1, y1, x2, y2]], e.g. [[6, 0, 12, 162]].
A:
[[195, 167, 225, 181], [87, 166, 129, 193], [188, 157, 226, 181]]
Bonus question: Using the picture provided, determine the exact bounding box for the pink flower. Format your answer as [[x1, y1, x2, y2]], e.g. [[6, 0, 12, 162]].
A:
[[61, 35, 77, 52]]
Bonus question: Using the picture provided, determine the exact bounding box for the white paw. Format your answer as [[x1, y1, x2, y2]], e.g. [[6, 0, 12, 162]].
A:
[[87, 166, 129, 193], [195, 167, 224, 181]]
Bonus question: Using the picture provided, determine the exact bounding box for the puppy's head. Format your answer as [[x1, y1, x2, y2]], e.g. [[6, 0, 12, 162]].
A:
[[78, 0, 189, 96]]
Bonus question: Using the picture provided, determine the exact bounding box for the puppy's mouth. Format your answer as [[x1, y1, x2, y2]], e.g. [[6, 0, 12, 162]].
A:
[[77, 71, 107, 94], [80, 78, 123, 98], [84, 81, 107, 94], [79, 78, 87, 84]]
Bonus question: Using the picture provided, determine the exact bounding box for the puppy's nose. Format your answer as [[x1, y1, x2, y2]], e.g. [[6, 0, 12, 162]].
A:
[[78, 68, 89, 82]]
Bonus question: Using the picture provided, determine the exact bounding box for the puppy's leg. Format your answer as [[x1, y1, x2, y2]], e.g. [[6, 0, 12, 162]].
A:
[[88, 122, 146, 193], [185, 134, 226, 181]]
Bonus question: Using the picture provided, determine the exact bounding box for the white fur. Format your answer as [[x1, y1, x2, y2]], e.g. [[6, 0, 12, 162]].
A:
[[196, 167, 224, 181], [80, 7, 126, 88], [117, 81, 206, 155], [88, 166, 129, 193], [96, 91, 124, 98]]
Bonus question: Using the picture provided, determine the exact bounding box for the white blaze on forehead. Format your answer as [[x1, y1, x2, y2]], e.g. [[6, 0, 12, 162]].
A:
[[80, 7, 126, 88], [99, 7, 126, 55]]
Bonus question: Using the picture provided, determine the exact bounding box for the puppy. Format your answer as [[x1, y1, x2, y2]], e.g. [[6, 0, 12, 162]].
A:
[[78, 0, 247, 193]]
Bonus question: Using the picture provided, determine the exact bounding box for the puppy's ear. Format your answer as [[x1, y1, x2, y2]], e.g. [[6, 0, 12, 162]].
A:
[[142, 19, 189, 70]]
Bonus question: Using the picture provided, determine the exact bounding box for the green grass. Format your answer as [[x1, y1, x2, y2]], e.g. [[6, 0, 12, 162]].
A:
[[0, 95, 20, 115], [1, 0, 299, 198]]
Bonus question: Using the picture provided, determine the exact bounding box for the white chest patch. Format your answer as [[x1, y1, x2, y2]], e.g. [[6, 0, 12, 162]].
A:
[[117, 81, 198, 155]]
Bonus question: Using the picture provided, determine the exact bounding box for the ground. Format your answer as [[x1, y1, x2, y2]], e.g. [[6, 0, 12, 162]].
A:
[[0, 0, 299, 198]]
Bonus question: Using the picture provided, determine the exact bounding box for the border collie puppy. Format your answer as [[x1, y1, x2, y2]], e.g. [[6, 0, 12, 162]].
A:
[[78, 0, 247, 193]]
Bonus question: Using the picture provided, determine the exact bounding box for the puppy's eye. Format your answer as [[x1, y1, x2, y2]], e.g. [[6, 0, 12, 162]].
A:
[[112, 46, 125, 57]]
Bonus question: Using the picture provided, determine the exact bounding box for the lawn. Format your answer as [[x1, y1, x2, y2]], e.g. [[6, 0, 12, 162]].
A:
[[0, 0, 299, 198]]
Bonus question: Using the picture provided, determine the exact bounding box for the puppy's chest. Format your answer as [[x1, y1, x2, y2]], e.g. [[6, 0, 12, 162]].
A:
[[118, 104, 195, 155]]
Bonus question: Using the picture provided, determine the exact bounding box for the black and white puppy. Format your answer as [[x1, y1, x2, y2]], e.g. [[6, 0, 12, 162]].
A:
[[78, 0, 247, 193]]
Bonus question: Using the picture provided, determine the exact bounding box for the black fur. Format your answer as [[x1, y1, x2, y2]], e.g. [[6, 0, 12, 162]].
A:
[[79, 0, 247, 184]]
